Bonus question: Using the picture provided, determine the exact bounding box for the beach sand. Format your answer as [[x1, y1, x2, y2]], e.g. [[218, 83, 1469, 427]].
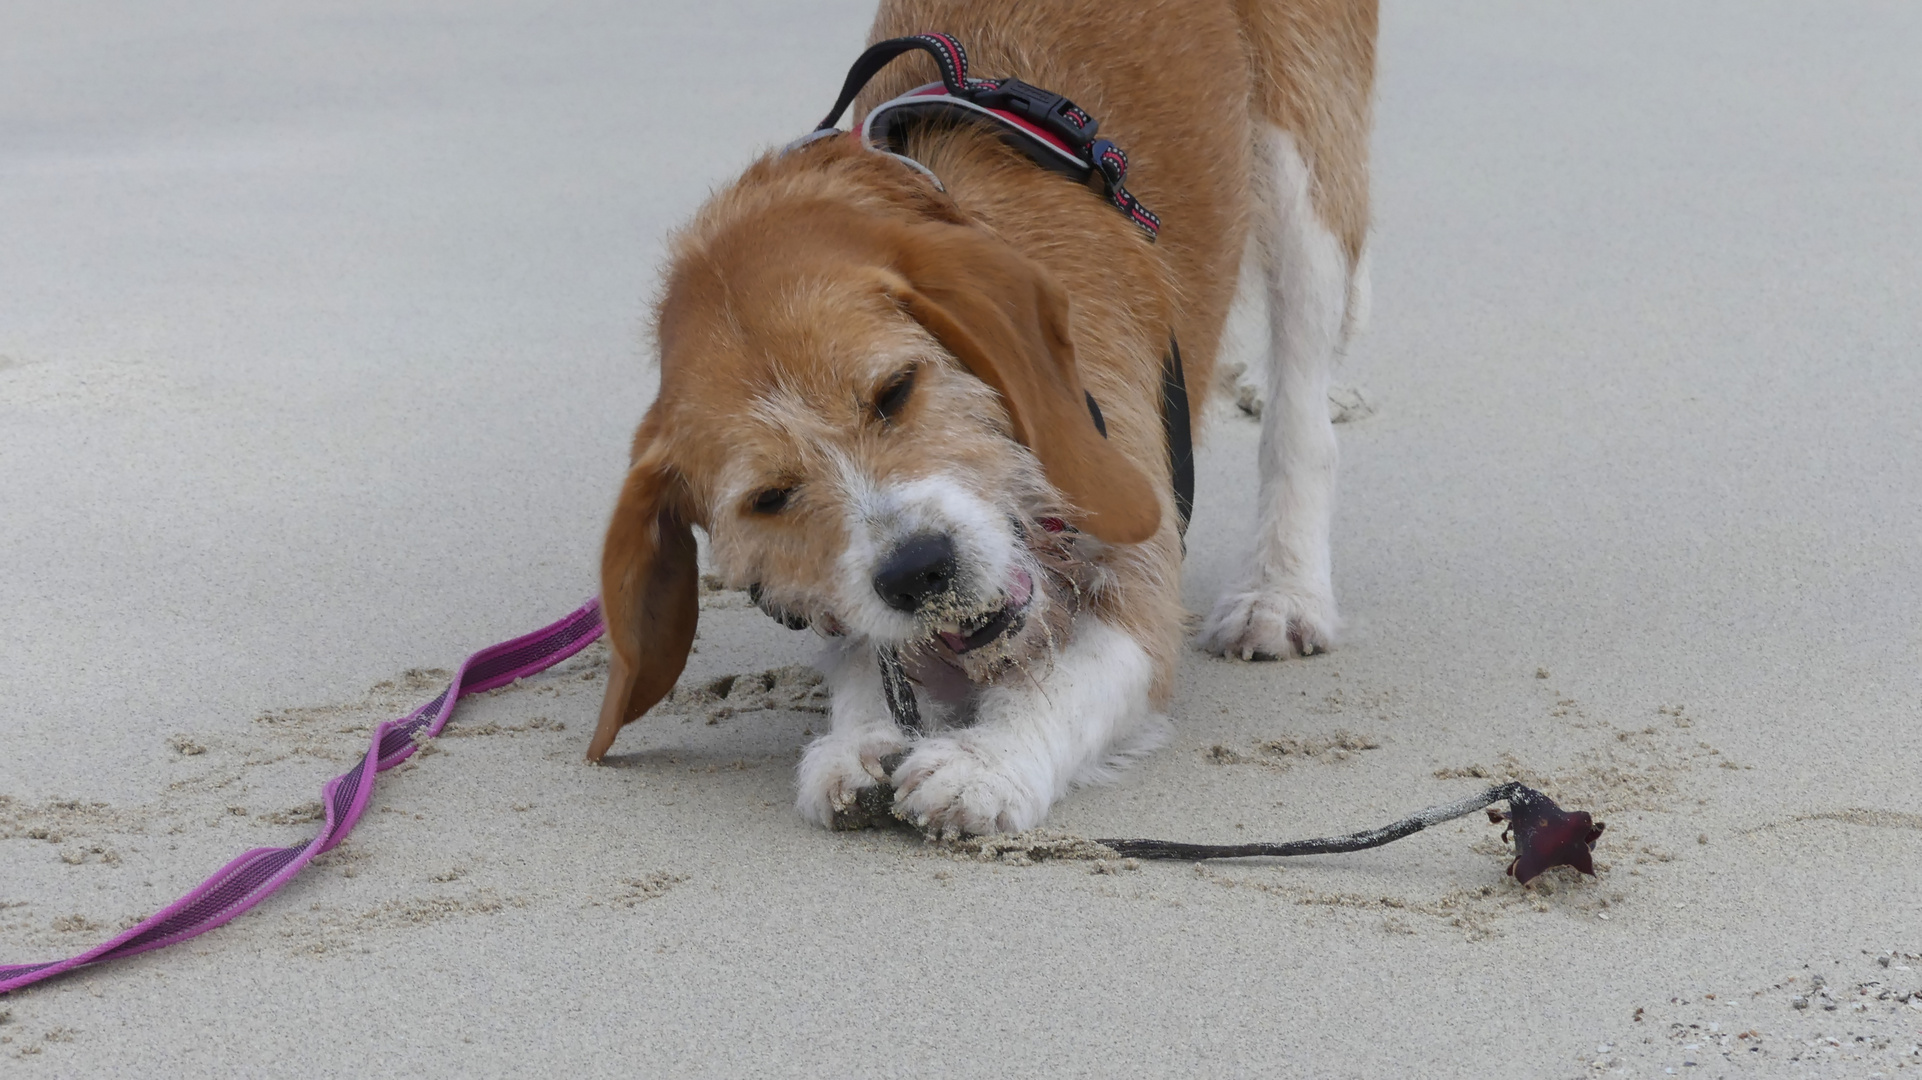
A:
[[3, 1, 1919, 1075]]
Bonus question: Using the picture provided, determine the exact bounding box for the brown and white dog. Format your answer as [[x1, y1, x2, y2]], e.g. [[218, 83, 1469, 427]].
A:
[[588, 0, 1377, 836]]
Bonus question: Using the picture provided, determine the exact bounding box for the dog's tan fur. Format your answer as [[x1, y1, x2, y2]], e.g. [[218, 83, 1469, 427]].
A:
[[590, 0, 1377, 831]]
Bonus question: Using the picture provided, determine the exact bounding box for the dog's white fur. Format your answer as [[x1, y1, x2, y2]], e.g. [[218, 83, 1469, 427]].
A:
[[1200, 128, 1365, 660], [829, 475, 1031, 644], [802, 617, 1167, 835]]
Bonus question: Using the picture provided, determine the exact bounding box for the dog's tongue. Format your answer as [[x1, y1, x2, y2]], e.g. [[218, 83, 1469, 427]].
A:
[[938, 571, 1033, 654]]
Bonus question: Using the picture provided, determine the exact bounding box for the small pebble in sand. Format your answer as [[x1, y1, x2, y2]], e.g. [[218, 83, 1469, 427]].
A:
[[1536, 667, 1550, 679]]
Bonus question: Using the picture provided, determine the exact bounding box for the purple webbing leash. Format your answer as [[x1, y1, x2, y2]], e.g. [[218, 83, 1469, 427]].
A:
[[0, 599, 604, 995]]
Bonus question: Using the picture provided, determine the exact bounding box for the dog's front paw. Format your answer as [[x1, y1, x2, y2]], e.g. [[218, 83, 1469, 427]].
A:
[[1199, 583, 1339, 660], [889, 737, 1048, 838], [796, 731, 910, 831]]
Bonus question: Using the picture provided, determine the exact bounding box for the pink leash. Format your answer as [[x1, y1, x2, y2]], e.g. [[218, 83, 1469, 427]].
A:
[[1, 599, 605, 995]]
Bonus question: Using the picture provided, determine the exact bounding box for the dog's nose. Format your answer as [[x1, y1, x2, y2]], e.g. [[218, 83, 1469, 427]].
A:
[[873, 533, 958, 613]]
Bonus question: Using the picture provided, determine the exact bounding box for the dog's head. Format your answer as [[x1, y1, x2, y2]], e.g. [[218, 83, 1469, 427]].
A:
[[586, 158, 1158, 760]]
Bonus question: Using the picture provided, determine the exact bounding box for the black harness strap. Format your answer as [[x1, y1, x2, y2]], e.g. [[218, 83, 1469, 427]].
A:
[[1162, 336, 1194, 539], [817, 33, 984, 131]]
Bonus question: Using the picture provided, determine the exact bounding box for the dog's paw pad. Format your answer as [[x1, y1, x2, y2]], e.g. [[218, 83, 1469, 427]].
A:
[[1199, 585, 1338, 661]]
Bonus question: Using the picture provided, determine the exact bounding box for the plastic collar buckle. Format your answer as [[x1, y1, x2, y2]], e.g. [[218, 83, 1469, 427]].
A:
[[969, 78, 1098, 149]]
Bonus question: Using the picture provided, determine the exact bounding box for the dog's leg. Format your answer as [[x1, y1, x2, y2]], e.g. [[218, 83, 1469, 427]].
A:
[[796, 644, 913, 829], [1201, 127, 1358, 660], [889, 618, 1167, 836]]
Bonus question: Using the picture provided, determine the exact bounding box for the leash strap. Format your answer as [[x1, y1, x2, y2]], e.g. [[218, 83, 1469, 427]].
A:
[[0, 600, 605, 995], [876, 647, 922, 736], [815, 33, 1161, 239]]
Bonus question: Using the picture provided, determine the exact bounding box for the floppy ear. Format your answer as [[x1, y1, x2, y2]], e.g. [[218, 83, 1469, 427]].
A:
[[588, 453, 699, 762], [887, 223, 1161, 545]]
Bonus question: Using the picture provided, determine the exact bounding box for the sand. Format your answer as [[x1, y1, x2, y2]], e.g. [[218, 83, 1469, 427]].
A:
[[3, 1, 1920, 1075]]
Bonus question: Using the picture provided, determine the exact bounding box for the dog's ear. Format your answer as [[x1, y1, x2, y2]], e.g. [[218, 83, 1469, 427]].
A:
[[588, 446, 699, 762], [886, 223, 1161, 545]]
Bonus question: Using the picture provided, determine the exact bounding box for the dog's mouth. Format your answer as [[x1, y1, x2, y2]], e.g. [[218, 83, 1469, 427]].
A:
[[891, 522, 1093, 710], [933, 569, 1033, 655]]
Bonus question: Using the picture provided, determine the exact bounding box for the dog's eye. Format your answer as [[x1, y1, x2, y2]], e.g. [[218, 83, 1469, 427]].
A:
[[873, 366, 917, 424], [750, 487, 793, 514]]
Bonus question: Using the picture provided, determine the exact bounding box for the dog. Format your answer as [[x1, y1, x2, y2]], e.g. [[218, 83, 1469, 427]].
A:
[[588, 0, 1377, 837]]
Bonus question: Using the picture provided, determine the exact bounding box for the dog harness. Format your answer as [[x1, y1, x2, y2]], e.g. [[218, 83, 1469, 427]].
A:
[[813, 32, 1161, 238]]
